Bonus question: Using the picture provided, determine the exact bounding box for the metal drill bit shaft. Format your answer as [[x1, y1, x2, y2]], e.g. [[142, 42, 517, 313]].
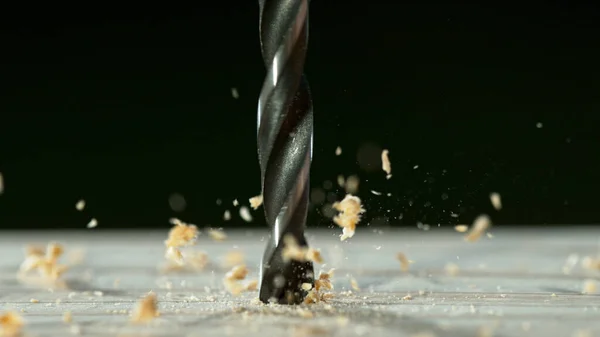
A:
[[257, 0, 314, 304]]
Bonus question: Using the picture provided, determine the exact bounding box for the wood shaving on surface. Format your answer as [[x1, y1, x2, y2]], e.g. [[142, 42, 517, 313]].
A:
[[239, 206, 253, 222], [249, 195, 263, 210], [396, 252, 413, 272], [489, 192, 502, 210], [304, 269, 335, 304], [75, 199, 85, 211], [332, 194, 365, 241], [207, 228, 227, 241], [381, 149, 392, 179], [19, 242, 69, 282], [131, 292, 158, 324], [223, 265, 256, 295], [464, 214, 492, 242], [0, 311, 24, 337]]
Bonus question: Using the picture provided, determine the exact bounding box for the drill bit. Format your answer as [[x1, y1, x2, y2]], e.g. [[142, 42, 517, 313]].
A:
[[256, 0, 314, 304]]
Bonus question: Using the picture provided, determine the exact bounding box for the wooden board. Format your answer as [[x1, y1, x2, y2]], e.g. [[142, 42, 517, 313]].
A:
[[0, 227, 599, 336]]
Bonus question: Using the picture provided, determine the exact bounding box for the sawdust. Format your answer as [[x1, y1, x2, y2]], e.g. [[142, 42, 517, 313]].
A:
[[349, 277, 360, 291], [464, 214, 492, 242], [19, 242, 69, 282], [162, 250, 209, 273], [86, 218, 98, 229], [239, 206, 253, 222], [381, 149, 392, 179], [396, 252, 412, 272], [231, 87, 239, 99], [207, 228, 227, 242], [332, 194, 365, 241], [75, 199, 85, 211], [582, 279, 597, 294], [304, 269, 335, 304], [0, 312, 24, 337], [281, 234, 323, 264], [164, 218, 199, 265], [410, 332, 437, 337], [581, 256, 600, 270], [454, 225, 469, 233], [336, 175, 345, 187], [131, 292, 159, 323], [572, 329, 593, 337], [445, 262, 460, 276], [223, 265, 256, 296], [249, 195, 263, 209], [292, 325, 330, 336], [223, 250, 245, 268], [344, 175, 360, 194], [62, 311, 72, 323], [489, 192, 502, 210]]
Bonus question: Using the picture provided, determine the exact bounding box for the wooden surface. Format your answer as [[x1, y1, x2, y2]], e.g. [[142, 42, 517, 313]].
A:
[[1, 227, 599, 337]]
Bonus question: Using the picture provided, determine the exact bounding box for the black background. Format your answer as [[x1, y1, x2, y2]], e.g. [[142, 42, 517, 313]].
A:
[[1, 3, 599, 230]]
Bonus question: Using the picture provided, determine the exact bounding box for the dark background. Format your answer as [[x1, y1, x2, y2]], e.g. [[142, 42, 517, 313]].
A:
[[0, 3, 599, 230]]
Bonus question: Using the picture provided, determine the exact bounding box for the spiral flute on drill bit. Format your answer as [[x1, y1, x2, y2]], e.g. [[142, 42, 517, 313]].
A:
[[256, 0, 314, 304]]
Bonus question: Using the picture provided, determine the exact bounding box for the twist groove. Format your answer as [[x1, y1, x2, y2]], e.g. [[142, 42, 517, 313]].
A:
[[257, 0, 314, 304]]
